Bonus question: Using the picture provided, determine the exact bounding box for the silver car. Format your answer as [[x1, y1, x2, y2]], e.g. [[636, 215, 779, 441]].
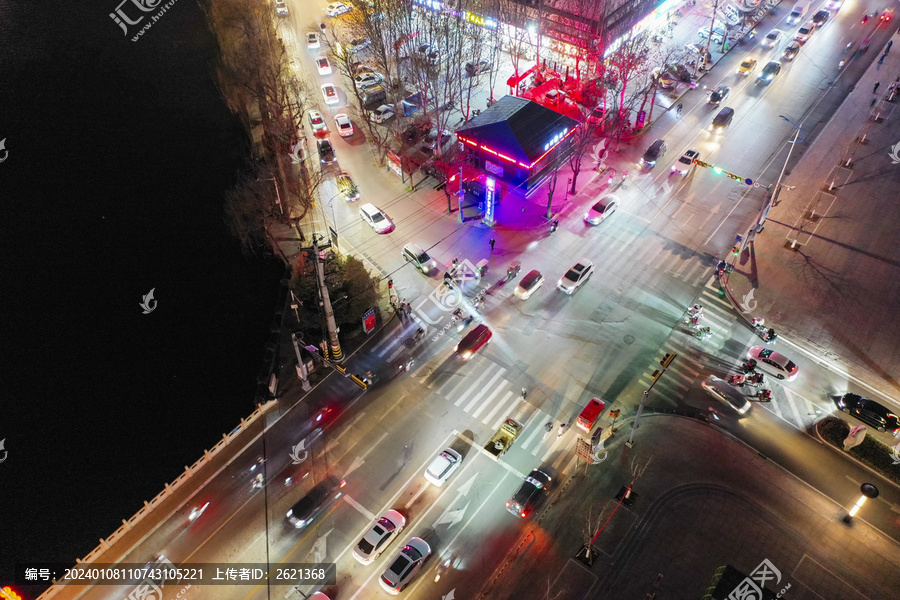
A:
[[353, 509, 406, 565], [557, 258, 594, 294], [379, 537, 431, 594], [701, 376, 752, 415], [584, 195, 618, 225], [424, 448, 461, 486]]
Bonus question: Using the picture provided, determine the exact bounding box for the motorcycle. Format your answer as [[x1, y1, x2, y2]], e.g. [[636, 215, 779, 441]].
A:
[[755, 325, 777, 343], [756, 389, 772, 402], [434, 556, 453, 582], [715, 259, 728, 277], [457, 315, 475, 332], [727, 373, 747, 387], [740, 359, 758, 374], [694, 326, 712, 340], [746, 372, 765, 387], [549, 220, 560, 233]]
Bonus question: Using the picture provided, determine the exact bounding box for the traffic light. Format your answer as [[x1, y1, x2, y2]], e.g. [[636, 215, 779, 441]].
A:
[[388, 279, 393, 289], [609, 409, 620, 419], [660, 353, 676, 368], [712, 165, 723, 175], [732, 245, 740, 256], [434, 181, 447, 191]]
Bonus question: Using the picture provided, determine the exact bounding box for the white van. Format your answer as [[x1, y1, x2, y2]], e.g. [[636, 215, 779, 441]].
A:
[[787, 2, 808, 25]]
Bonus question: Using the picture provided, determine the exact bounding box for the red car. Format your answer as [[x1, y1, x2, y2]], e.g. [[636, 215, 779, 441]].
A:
[[455, 324, 492, 360]]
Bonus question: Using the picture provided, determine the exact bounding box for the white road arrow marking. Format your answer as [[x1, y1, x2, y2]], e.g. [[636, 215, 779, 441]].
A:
[[344, 455, 365, 478], [310, 529, 331, 563], [443, 590, 456, 600], [456, 475, 476, 497], [434, 502, 469, 527]]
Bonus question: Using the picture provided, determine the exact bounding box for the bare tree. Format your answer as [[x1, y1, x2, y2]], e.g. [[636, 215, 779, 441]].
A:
[[204, 0, 325, 257]]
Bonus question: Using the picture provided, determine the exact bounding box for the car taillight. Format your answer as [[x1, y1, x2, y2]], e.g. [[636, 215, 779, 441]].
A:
[[506, 501, 511, 508]]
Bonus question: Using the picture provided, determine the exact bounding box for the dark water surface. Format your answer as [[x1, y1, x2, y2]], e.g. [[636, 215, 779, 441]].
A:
[[1, 1, 284, 593]]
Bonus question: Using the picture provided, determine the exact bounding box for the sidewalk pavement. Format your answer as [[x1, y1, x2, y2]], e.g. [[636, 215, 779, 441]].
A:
[[720, 30, 900, 395], [485, 415, 900, 600]]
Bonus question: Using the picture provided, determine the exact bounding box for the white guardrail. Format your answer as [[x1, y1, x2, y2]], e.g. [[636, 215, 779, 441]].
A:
[[37, 400, 278, 599]]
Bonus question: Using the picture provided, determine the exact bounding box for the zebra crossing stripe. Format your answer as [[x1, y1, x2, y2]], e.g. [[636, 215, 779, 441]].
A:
[[484, 390, 517, 428], [465, 371, 507, 414], [453, 363, 503, 407]]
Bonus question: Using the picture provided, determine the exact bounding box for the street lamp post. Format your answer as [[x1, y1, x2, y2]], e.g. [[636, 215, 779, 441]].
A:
[[755, 115, 803, 233]]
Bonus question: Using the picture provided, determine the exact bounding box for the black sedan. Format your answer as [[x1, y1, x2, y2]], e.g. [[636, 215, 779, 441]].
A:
[[837, 393, 899, 432], [812, 9, 830, 27], [708, 85, 730, 105], [506, 469, 551, 518]]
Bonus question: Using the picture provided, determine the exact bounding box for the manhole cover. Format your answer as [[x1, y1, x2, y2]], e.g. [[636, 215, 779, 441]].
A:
[[623, 335, 635, 345]]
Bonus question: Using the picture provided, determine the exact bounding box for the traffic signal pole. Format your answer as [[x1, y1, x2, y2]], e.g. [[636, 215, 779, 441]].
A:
[[626, 353, 676, 448]]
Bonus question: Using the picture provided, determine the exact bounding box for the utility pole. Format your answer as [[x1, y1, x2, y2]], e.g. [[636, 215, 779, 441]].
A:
[[626, 353, 676, 448], [311, 236, 343, 361], [701, 0, 720, 72], [755, 115, 802, 233]]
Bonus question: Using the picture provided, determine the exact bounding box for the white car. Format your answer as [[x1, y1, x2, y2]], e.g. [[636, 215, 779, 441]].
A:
[[321, 83, 339, 105], [307, 109, 327, 133], [353, 509, 406, 565], [557, 258, 594, 294], [379, 537, 431, 595], [584, 195, 618, 225], [334, 113, 353, 137], [369, 104, 395, 123], [306, 32, 320, 50], [671, 149, 699, 176], [354, 72, 384, 90], [275, 0, 289, 17], [359, 203, 393, 234], [325, 2, 351, 16], [514, 269, 544, 300], [760, 29, 783, 48], [423, 448, 461, 487], [746, 346, 799, 381], [315, 56, 332, 75]]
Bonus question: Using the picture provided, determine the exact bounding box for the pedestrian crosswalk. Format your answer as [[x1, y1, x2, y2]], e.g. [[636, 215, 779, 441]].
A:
[[630, 276, 835, 432]]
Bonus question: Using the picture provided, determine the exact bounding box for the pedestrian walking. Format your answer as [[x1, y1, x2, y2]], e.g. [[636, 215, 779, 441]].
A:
[[879, 54, 886, 64], [557, 422, 568, 437], [887, 40, 893, 53], [521, 387, 528, 399], [676, 103, 683, 116], [873, 81, 880, 94], [489, 238, 496, 253]]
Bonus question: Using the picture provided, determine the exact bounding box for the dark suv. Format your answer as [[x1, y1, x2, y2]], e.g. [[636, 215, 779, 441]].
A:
[[506, 470, 551, 518], [640, 139, 667, 167], [837, 393, 899, 432], [286, 476, 345, 528], [317, 138, 336, 164]]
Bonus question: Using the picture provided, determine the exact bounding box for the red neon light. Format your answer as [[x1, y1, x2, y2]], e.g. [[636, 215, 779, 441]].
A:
[[457, 126, 577, 170]]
